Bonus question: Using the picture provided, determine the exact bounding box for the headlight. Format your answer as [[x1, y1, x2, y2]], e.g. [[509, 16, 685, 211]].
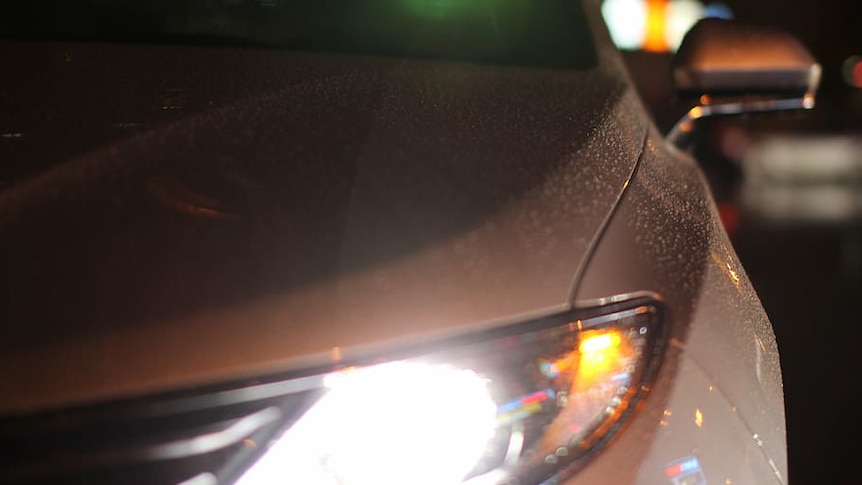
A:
[[236, 296, 664, 485]]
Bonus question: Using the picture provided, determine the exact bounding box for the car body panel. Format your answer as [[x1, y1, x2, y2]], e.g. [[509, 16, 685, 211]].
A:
[[575, 132, 785, 483], [0, 29, 646, 413]]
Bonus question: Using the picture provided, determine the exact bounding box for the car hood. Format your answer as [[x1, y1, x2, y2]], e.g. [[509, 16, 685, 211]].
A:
[[0, 40, 646, 413]]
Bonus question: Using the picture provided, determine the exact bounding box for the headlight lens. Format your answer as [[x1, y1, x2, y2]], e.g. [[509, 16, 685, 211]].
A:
[[236, 299, 663, 485]]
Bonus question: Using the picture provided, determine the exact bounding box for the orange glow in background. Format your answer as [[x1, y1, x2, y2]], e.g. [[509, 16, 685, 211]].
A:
[[643, 0, 669, 52], [602, 0, 732, 52]]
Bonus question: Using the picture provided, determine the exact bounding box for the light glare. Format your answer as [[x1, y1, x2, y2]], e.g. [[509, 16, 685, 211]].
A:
[[236, 362, 497, 485]]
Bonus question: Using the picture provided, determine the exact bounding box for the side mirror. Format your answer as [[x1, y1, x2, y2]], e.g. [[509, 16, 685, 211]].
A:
[[667, 18, 821, 147]]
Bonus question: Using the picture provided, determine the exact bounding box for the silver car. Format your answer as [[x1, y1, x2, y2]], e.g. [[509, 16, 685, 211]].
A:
[[0, 1, 818, 484]]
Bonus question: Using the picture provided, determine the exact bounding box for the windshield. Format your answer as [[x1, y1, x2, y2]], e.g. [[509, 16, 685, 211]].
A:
[[0, 0, 597, 69]]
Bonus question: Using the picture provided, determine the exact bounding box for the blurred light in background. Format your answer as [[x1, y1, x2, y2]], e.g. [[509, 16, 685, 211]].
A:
[[741, 135, 862, 225], [601, 0, 648, 50], [743, 135, 862, 185], [842, 56, 862, 89], [602, 0, 733, 52], [703, 2, 734, 20]]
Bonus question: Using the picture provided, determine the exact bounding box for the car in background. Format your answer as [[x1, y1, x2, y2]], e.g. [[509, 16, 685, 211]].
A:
[[0, 1, 815, 484]]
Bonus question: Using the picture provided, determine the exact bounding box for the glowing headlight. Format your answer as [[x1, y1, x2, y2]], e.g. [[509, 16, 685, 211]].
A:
[[236, 299, 663, 485], [236, 362, 497, 485]]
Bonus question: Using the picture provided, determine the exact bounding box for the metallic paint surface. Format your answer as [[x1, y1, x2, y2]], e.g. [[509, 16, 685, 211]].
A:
[[0, 27, 645, 413], [574, 131, 785, 484]]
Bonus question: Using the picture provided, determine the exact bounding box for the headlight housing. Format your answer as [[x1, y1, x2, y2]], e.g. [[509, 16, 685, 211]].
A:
[[237, 294, 665, 485], [0, 294, 663, 485]]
